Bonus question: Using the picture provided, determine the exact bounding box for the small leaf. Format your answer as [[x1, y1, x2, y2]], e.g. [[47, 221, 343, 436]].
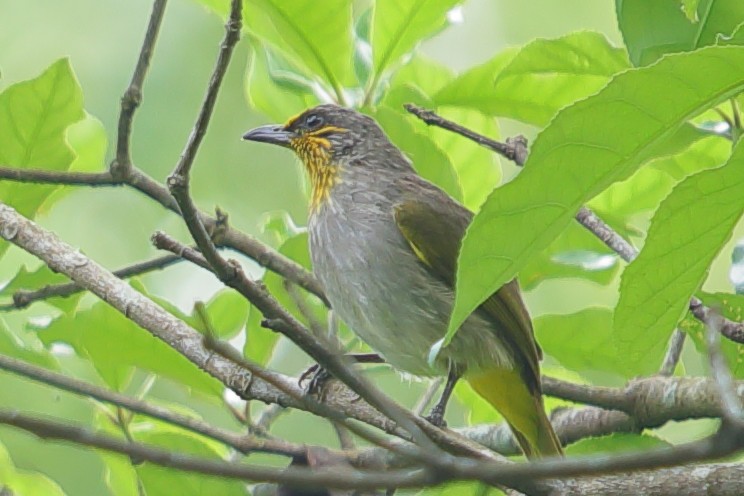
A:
[[435, 32, 628, 125], [374, 106, 462, 201], [613, 139, 744, 374], [201, 289, 249, 339], [370, 0, 463, 88], [616, 0, 744, 66], [0, 317, 59, 369], [448, 46, 744, 345]]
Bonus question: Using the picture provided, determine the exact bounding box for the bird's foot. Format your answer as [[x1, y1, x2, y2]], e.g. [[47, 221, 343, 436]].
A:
[[424, 403, 448, 428], [298, 363, 334, 396]]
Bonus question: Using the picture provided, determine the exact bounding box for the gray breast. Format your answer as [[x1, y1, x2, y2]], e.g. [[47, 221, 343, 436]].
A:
[[308, 171, 512, 376]]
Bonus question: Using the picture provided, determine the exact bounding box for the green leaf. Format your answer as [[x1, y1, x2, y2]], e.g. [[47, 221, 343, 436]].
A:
[[0, 441, 65, 496], [536, 308, 642, 378], [244, 0, 354, 99], [134, 423, 247, 496], [0, 59, 84, 255], [435, 32, 629, 126], [447, 46, 744, 345], [565, 433, 669, 456], [521, 223, 619, 291], [680, 292, 744, 377], [719, 21, 744, 45], [589, 134, 730, 221], [0, 317, 58, 370], [614, 140, 744, 374], [374, 106, 462, 201], [370, 0, 462, 88], [200, 289, 249, 339], [616, 0, 744, 66], [245, 43, 320, 122], [682, 0, 701, 22], [37, 301, 222, 396]]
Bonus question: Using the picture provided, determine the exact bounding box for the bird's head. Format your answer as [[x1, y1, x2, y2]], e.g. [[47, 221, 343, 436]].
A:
[[243, 104, 404, 208]]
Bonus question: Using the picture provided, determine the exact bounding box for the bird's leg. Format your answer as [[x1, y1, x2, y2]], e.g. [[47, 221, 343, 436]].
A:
[[425, 366, 460, 428], [299, 353, 385, 395]]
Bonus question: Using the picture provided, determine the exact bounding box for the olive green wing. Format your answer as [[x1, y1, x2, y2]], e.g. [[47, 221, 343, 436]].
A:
[[393, 187, 542, 392]]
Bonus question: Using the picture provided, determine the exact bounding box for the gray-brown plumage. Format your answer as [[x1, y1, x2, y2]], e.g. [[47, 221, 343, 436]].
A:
[[243, 104, 562, 457]]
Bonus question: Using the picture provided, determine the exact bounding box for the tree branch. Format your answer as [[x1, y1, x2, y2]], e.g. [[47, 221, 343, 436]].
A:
[[0, 409, 435, 491], [112, 0, 168, 178], [1, 253, 183, 311], [0, 353, 305, 457]]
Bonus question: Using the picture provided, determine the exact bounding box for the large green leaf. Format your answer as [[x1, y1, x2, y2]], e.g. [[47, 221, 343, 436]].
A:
[[447, 46, 744, 344], [374, 106, 462, 201], [37, 301, 222, 396], [613, 139, 744, 373], [0, 59, 84, 255], [370, 0, 462, 89], [434, 32, 629, 126], [616, 0, 744, 66], [244, 0, 354, 99], [536, 308, 643, 378]]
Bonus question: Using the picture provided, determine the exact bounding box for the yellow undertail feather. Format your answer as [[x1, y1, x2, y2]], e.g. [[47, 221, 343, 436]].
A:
[[466, 368, 562, 459]]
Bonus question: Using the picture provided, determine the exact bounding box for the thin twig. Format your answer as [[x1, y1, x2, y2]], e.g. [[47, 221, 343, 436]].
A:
[[413, 378, 444, 416], [0, 409, 434, 491], [0, 353, 305, 456], [659, 330, 687, 376], [1, 253, 183, 311], [0, 168, 115, 185], [112, 0, 168, 178], [404, 104, 529, 165]]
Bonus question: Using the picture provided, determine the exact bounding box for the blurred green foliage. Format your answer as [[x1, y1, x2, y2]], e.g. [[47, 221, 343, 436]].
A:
[[0, 0, 743, 494]]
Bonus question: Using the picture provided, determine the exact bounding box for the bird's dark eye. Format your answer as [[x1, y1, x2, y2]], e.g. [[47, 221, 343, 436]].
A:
[[305, 114, 323, 129]]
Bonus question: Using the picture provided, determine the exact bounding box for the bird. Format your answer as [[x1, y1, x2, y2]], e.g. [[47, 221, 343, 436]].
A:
[[243, 104, 562, 458]]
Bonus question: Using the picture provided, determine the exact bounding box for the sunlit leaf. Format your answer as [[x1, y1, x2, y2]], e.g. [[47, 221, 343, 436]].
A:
[[0, 442, 65, 496], [245, 43, 320, 122], [0, 59, 84, 256], [616, 0, 744, 66], [447, 46, 744, 345], [244, 0, 354, 98], [614, 139, 744, 374], [435, 32, 628, 126], [370, 0, 463, 90]]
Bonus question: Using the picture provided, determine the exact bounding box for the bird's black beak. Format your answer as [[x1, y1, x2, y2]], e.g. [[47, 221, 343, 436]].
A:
[[242, 124, 294, 148]]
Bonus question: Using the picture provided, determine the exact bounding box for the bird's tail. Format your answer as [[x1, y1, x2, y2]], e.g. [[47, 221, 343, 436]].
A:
[[466, 367, 562, 459]]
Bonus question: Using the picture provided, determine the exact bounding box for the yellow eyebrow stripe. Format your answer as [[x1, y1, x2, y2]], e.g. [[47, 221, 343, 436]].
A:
[[307, 125, 347, 137], [282, 112, 303, 129]]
